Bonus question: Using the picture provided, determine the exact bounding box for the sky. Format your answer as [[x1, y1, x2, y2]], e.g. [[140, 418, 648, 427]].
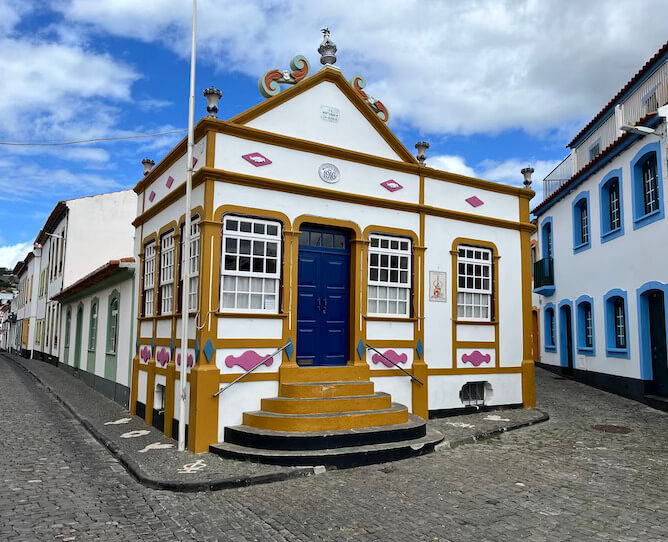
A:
[[0, 0, 667, 268]]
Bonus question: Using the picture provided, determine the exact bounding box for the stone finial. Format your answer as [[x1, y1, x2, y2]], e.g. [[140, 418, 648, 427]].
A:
[[521, 166, 534, 188], [142, 158, 155, 176], [318, 28, 337, 65], [415, 141, 430, 165], [203, 86, 222, 118]]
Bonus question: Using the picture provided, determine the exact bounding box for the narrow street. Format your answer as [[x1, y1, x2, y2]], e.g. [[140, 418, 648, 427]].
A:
[[2, 356, 667, 541]]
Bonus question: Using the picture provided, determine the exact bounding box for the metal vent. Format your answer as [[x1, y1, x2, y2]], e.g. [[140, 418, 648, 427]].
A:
[[460, 381, 486, 407]]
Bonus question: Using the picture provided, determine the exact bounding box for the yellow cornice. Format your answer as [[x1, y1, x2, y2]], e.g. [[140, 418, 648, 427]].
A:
[[133, 167, 535, 233]]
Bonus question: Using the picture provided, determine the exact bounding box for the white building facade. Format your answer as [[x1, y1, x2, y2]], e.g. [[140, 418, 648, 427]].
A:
[[533, 42, 668, 407], [13, 191, 136, 365], [54, 260, 136, 407], [130, 56, 536, 453]]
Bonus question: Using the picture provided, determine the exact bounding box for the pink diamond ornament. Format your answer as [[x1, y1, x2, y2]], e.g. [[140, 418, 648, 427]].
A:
[[380, 179, 403, 192], [465, 195, 484, 207], [242, 152, 272, 167], [148, 191, 156, 202], [166, 176, 174, 188], [192, 157, 198, 167]]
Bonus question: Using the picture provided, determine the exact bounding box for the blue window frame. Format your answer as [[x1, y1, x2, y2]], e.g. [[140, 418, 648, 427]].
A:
[[544, 303, 557, 352], [604, 289, 630, 358], [631, 141, 664, 229], [576, 295, 595, 355], [599, 169, 624, 243], [540, 217, 553, 259], [572, 191, 591, 253]]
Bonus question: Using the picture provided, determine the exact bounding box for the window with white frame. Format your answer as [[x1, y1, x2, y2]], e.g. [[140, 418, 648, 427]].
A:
[[642, 155, 659, 215], [181, 216, 200, 312], [456, 245, 493, 321], [143, 241, 156, 316], [609, 179, 621, 230], [583, 302, 593, 349], [88, 301, 98, 351], [614, 298, 626, 349], [221, 216, 281, 312], [108, 296, 119, 354], [160, 231, 175, 314], [367, 234, 411, 317], [579, 200, 589, 244]]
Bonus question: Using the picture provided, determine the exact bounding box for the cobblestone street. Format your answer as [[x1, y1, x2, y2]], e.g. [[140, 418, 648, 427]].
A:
[[2, 357, 667, 542]]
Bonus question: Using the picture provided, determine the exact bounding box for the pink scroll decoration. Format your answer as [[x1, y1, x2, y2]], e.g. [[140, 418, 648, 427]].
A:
[[225, 350, 273, 371], [461, 350, 491, 367], [371, 349, 408, 368], [140, 346, 151, 362], [176, 353, 194, 368], [156, 348, 170, 367]]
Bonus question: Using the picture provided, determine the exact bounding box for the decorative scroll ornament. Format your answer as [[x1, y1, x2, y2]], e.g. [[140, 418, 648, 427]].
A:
[[349, 75, 389, 123], [259, 55, 310, 98]]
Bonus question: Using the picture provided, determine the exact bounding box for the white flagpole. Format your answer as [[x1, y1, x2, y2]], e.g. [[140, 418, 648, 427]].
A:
[[178, 0, 197, 452]]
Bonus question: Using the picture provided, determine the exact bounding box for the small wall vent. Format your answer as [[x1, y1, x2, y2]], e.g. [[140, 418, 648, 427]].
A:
[[460, 381, 489, 407]]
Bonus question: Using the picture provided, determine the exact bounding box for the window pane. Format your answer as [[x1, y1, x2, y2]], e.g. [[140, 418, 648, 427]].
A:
[[334, 235, 345, 249], [299, 232, 308, 245], [266, 259, 277, 274], [323, 233, 333, 248], [226, 220, 238, 231], [253, 223, 265, 234], [266, 224, 278, 236], [310, 232, 321, 246], [240, 221, 252, 233], [224, 255, 236, 271], [225, 238, 237, 253], [266, 242, 278, 257], [253, 241, 264, 256], [239, 239, 251, 254], [239, 256, 251, 271]]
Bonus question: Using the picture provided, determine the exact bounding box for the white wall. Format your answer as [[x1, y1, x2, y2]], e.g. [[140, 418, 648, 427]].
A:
[[64, 190, 137, 288], [535, 132, 668, 380]]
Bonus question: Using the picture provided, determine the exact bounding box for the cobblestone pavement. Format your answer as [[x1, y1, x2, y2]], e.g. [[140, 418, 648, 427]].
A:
[[2, 357, 667, 542]]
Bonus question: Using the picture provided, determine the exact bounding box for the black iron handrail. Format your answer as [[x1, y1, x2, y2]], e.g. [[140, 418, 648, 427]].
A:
[[365, 344, 424, 385], [213, 342, 290, 397]]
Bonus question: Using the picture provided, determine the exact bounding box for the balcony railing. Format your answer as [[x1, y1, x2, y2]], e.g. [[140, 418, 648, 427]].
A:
[[543, 155, 572, 198], [533, 258, 554, 288]]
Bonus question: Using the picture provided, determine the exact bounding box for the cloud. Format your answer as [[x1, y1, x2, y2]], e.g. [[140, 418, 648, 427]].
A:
[[0, 241, 32, 269], [429, 155, 477, 177], [56, 0, 668, 137]]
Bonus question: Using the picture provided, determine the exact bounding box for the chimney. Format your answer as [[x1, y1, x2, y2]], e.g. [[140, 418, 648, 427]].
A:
[[142, 158, 155, 176]]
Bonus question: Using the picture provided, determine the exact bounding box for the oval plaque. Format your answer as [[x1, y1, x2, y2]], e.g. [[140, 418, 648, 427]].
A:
[[318, 163, 340, 184]]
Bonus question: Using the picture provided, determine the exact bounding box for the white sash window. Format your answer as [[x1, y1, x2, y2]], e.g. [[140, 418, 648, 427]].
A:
[[367, 234, 411, 317], [221, 216, 281, 312], [160, 231, 175, 315], [181, 216, 200, 312], [456, 245, 493, 321], [143, 241, 156, 316]]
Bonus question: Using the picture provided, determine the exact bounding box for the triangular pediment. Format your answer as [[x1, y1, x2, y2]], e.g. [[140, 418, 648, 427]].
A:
[[230, 67, 417, 164]]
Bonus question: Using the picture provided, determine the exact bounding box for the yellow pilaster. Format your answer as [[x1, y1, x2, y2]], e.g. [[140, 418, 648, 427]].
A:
[[519, 193, 536, 407], [187, 364, 221, 453]]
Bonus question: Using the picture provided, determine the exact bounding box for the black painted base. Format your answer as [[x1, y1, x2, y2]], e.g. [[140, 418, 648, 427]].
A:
[[429, 403, 523, 419], [170, 419, 188, 444], [536, 362, 668, 413], [135, 401, 146, 419], [152, 409, 164, 432], [57, 361, 130, 408]]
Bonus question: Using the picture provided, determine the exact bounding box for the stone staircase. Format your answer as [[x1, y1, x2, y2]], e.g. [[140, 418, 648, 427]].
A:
[[210, 367, 443, 467]]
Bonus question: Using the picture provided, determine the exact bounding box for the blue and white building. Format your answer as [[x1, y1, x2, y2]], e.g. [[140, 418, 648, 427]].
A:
[[533, 42, 668, 408]]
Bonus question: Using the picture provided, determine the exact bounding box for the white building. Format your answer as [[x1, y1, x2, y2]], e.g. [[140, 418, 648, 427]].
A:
[[54, 259, 136, 407], [12, 191, 136, 364], [129, 34, 537, 457], [533, 42, 668, 408]]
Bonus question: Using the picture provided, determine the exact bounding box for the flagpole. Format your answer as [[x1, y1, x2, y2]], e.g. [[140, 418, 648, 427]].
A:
[[178, 0, 197, 452]]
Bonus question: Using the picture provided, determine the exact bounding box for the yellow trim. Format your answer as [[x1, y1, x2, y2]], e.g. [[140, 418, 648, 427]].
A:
[[216, 311, 289, 319], [219, 372, 279, 383], [519, 195, 536, 407], [134, 167, 537, 232], [451, 238, 501, 370], [205, 130, 216, 168]]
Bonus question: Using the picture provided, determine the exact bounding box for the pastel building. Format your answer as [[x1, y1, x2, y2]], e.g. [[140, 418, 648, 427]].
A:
[[10, 192, 136, 403], [533, 42, 668, 408], [131, 34, 537, 460]]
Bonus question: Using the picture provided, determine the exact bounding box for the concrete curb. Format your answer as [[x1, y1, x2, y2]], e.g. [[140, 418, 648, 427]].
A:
[[434, 409, 550, 451], [8, 355, 317, 492]]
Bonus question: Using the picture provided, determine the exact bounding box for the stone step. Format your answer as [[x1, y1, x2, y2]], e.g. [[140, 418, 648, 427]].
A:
[[261, 392, 391, 415], [210, 428, 444, 468], [280, 365, 370, 384], [224, 414, 428, 451], [243, 403, 409, 432], [279, 380, 375, 399]]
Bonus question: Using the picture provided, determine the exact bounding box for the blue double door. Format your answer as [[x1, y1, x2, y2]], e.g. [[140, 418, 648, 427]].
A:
[[297, 226, 350, 366]]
